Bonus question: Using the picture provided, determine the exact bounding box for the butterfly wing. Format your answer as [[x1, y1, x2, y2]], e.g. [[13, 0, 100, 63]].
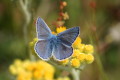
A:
[[35, 17, 53, 60], [53, 43, 73, 60], [36, 17, 52, 40], [57, 27, 80, 46], [53, 27, 80, 60], [34, 40, 53, 60]]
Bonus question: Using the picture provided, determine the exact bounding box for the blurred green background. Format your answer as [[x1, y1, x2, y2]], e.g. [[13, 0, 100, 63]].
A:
[[0, 0, 120, 80]]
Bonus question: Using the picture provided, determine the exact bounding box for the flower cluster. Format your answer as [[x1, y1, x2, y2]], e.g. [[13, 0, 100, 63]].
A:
[[56, 27, 94, 68], [9, 59, 55, 80], [53, 1, 69, 27]]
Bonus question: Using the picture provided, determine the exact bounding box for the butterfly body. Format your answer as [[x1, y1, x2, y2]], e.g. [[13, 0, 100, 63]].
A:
[[35, 17, 80, 60]]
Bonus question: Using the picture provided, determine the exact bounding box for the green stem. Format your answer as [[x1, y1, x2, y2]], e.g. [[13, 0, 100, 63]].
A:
[[19, 0, 33, 59], [71, 68, 80, 80], [19, 0, 31, 45], [48, 61, 71, 72]]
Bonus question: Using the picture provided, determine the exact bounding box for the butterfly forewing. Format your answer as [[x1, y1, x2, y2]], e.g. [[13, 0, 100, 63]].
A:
[[36, 17, 52, 40], [57, 27, 79, 47]]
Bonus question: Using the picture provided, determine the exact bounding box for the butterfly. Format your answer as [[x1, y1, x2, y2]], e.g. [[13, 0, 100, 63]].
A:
[[34, 17, 80, 60]]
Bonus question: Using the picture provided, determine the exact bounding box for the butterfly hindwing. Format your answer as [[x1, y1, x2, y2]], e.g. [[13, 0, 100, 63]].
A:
[[53, 43, 73, 60], [35, 40, 53, 60], [36, 17, 52, 40]]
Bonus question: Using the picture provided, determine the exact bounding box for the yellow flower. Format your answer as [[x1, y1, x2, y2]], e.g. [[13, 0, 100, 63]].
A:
[[59, 59, 69, 65], [37, 60, 55, 72], [33, 38, 38, 42], [22, 60, 31, 69], [77, 44, 85, 52], [77, 53, 86, 62], [25, 72, 32, 80], [35, 60, 55, 79], [56, 26, 66, 33], [84, 44, 94, 54], [44, 71, 54, 80], [73, 37, 82, 49], [57, 77, 70, 80], [14, 59, 22, 67], [29, 42, 34, 47], [33, 70, 43, 79], [85, 54, 94, 64], [63, 12, 69, 20], [26, 62, 36, 71], [16, 67, 25, 74], [29, 38, 38, 47], [52, 31, 57, 35], [73, 37, 81, 45], [17, 71, 32, 80], [71, 58, 80, 68], [17, 74, 25, 80], [64, 77, 70, 80], [72, 49, 80, 57], [9, 59, 55, 80], [9, 65, 17, 75]]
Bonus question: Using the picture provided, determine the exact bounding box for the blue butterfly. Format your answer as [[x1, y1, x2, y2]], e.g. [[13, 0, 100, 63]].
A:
[[34, 17, 80, 60]]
